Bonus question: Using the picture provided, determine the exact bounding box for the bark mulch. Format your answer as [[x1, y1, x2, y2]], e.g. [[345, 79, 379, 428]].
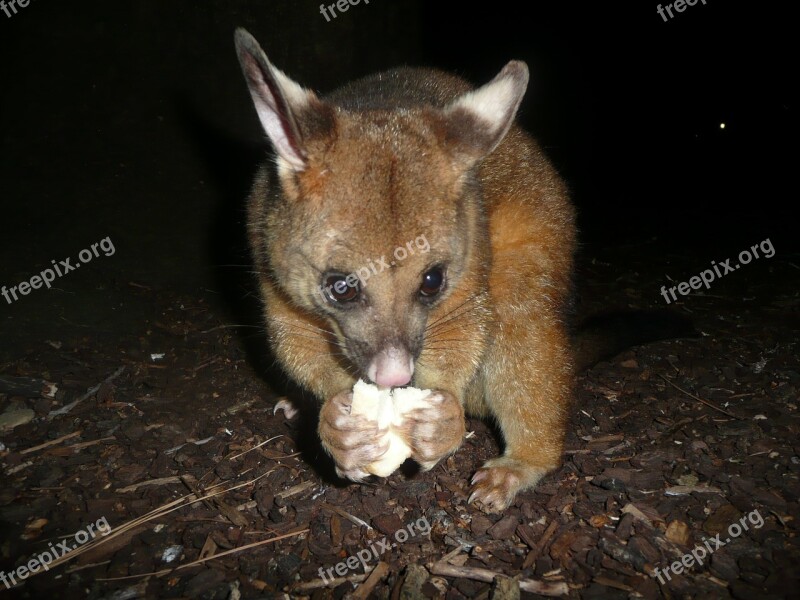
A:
[[1, 243, 798, 599]]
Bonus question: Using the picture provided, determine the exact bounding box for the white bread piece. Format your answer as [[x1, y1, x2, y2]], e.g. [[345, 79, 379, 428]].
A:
[[350, 380, 431, 477]]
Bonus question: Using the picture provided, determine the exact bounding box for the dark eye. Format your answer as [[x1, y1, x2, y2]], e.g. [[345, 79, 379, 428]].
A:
[[419, 267, 445, 298], [322, 274, 360, 304]]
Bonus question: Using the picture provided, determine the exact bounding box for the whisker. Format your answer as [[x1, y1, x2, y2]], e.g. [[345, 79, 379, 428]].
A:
[[420, 346, 476, 356], [421, 340, 474, 349], [209, 264, 258, 269], [272, 318, 327, 332], [426, 293, 481, 328], [275, 319, 334, 337], [267, 320, 349, 351], [417, 351, 477, 367], [426, 294, 485, 333], [426, 302, 473, 331], [276, 332, 331, 344], [424, 323, 478, 341]]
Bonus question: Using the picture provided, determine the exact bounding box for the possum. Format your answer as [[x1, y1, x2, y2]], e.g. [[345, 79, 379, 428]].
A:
[[235, 27, 576, 512]]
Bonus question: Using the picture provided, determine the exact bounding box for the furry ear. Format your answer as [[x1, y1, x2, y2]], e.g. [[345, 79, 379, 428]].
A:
[[442, 61, 529, 163], [234, 28, 319, 171]]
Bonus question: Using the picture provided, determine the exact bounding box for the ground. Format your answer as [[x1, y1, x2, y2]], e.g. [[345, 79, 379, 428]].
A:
[[1, 239, 798, 599]]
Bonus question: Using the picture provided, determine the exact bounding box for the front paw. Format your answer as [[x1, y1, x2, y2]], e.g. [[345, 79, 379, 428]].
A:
[[318, 390, 390, 481], [469, 456, 550, 513], [396, 390, 465, 471]]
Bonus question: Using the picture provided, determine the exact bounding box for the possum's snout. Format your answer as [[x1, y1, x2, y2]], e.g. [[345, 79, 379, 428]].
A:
[[366, 345, 414, 387]]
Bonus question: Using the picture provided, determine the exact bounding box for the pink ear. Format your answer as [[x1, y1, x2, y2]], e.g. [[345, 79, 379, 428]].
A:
[[235, 28, 315, 171]]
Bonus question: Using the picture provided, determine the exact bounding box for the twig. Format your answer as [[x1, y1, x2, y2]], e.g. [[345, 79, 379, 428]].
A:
[[28, 471, 275, 578], [184, 474, 249, 528], [64, 560, 111, 574], [292, 571, 370, 593], [656, 416, 697, 441], [658, 375, 739, 419], [228, 435, 282, 460], [48, 366, 125, 418], [48, 437, 116, 454], [350, 561, 390, 600], [276, 480, 316, 500], [97, 528, 309, 581], [439, 545, 468, 565], [116, 476, 184, 494], [319, 502, 372, 530], [5, 461, 34, 475], [430, 561, 568, 596], [20, 430, 82, 455], [522, 519, 559, 569]]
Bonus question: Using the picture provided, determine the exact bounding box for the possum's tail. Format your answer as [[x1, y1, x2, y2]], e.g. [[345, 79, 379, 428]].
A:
[[573, 310, 699, 372]]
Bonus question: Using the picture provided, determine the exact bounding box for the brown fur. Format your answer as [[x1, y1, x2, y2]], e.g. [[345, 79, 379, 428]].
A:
[[236, 29, 575, 511]]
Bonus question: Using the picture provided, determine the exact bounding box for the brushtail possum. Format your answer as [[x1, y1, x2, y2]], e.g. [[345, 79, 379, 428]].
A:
[[235, 29, 576, 512]]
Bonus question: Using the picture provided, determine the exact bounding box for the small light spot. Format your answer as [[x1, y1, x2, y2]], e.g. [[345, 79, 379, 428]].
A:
[[720, 122, 726, 129]]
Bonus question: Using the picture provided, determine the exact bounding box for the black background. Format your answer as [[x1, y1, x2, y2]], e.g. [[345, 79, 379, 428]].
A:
[[0, 0, 795, 352]]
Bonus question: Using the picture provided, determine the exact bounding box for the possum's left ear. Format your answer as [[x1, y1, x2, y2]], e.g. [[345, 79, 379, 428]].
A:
[[234, 28, 331, 172], [441, 61, 529, 164]]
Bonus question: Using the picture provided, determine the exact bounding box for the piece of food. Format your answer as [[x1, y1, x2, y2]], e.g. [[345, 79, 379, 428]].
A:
[[350, 380, 431, 476]]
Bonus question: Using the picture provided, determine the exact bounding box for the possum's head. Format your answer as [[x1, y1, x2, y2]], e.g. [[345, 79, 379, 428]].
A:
[[235, 28, 527, 387]]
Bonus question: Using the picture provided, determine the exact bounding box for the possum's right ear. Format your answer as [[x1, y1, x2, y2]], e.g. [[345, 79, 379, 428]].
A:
[[234, 28, 328, 172]]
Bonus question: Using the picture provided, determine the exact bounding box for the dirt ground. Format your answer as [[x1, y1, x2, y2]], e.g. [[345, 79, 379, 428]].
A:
[[1, 2, 798, 599], [1, 239, 798, 599]]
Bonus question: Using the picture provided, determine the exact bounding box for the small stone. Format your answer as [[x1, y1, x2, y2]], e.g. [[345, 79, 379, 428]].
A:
[[590, 514, 612, 528], [665, 520, 691, 546], [161, 545, 183, 563], [0, 408, 35, 431], [400, 564, 429, 598]]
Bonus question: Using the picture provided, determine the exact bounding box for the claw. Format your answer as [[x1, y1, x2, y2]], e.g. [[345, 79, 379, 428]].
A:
[[471, 470, 488, 485], [365, 439, 391, 460], [273, 398, 298, 419], [335, 466, 370, 482]]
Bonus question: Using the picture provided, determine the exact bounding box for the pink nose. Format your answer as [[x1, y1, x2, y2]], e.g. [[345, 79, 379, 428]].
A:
[[367, 346, 414, 387]]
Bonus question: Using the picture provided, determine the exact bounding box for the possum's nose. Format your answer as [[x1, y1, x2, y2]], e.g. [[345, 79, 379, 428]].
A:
[[367, 346, 414, 387]]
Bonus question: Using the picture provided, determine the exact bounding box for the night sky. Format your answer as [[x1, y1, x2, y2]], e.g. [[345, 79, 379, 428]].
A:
[[416, 2, 795, 247]]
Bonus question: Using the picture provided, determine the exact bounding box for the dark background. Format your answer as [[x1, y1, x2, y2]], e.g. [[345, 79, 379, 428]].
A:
[[0, 0, 795, 357]]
